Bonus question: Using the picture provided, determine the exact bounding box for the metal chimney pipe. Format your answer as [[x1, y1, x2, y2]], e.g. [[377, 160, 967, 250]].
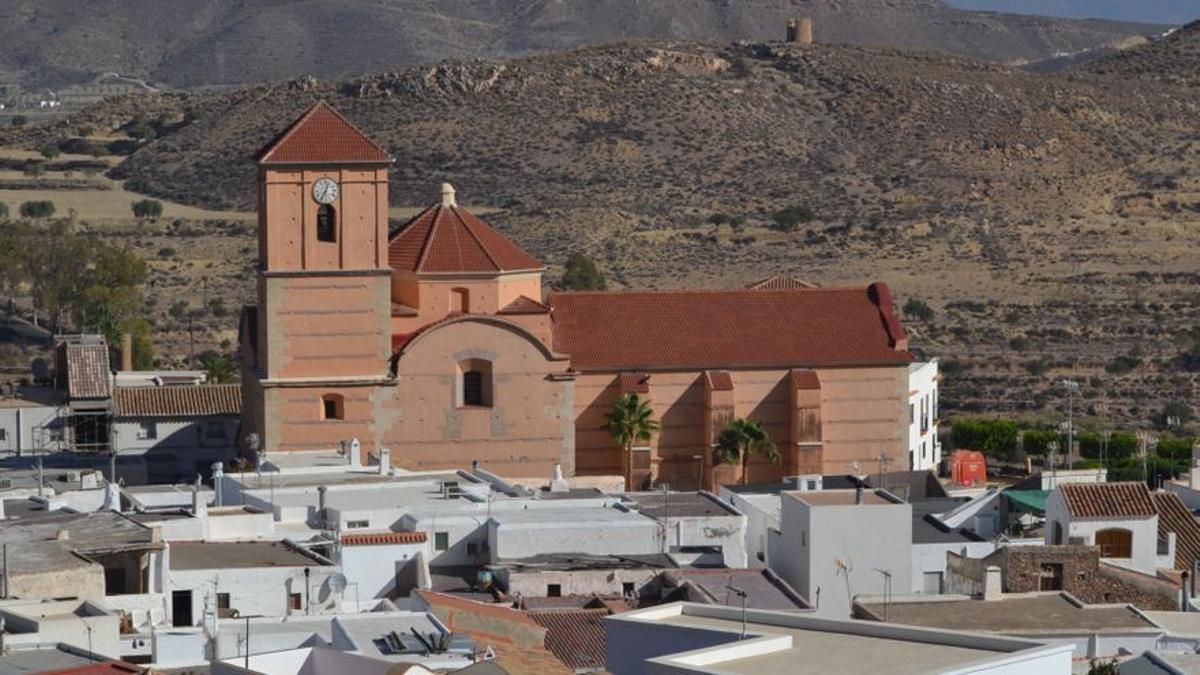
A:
[[855, 485, 865, 505], [212, 462, 225, 506], [317, 485, 328, 527]]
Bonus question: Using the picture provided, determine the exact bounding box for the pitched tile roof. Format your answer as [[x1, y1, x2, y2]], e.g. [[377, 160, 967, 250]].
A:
[[66, 343, 111, 399], [256, 101, 390, 165], [547, 284, 912, 371], [498, 295, 551, 315], [1152, 492, 1200, 570], [388, 201, 543, 275], [113, 384, 241, 418], [748, 275, 819, 290], [1060, 482, 1157, 518], [341, 531, 427, 547], [527, 608, 610, 671]]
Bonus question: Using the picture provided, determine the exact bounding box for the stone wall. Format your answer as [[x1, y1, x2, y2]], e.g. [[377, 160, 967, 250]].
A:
[[997, 545, 1177, 610]]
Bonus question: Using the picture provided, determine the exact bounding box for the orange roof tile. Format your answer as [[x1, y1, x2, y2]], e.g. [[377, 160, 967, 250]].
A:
[[748, 275, 820, 290], [790, 369, 820, 390], [547, 284, 912, 371], [113, 384, 241, 418], [341, 531, 427, 547], [388, 201, 543, 275], [498, 295, 551, 315], [1060, 482, 1157, 518], [256, 101, 390, 165], [1152, 492, 1200, 570], [66, 343, 111, 399], [528, 608, 610, 671], [391, 301, 419, 317]]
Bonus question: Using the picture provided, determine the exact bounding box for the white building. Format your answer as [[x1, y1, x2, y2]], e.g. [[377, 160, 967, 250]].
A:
[[1044, 482, 1173, 575], [604, 601, 1073, 674], [908, 359, 940, 471], [0, 598, 122, 658], [774, 488, 912, 618]]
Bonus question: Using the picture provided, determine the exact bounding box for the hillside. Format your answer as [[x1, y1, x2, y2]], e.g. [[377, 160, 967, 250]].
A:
[[3, 38, 1200, 427], [948, 0, 1198, 25], [1084, 19, 1200, 83], [0, 0, 1167, 88]]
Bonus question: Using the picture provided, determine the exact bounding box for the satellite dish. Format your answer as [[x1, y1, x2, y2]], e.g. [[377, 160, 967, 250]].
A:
[[326, 572, 348, 594]]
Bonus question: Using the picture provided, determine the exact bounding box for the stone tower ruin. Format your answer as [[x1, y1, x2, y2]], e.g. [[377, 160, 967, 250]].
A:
[[786, 17, 814, 45]]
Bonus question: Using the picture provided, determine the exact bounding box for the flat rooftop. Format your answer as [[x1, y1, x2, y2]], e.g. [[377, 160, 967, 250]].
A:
[[857, 593, 1159, 634], [788, 489, 895, 506], [627, 492, 738, 519], [612, 603, 1067, 675], [168, 541, 328, 570]]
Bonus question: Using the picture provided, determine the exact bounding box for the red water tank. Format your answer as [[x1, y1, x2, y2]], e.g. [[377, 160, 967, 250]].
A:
[[951, 449, 987, 486]]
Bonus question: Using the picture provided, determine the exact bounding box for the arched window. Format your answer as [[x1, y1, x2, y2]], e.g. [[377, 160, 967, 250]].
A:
[[450, 287, 470, 313], [321, 393, 344, 421], [1096, 528, 1132, 559], [457, 359, 492, 408], [316, 205, 337, 243]]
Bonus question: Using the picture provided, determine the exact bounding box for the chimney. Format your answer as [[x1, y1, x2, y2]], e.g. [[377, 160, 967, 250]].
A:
[[786, 17, 813, 45], [212, 462, 225, 506], [441, 183, 457, 208], [855, 484, 865, 505], [350, 438, 362, 469], [317, 485, 328, 527], [56, 529, 70, 541], [120, 333, 133, 371], [378, 448, 390, 475], [192, 487, 207, 520], [104, 482, 120, 512]]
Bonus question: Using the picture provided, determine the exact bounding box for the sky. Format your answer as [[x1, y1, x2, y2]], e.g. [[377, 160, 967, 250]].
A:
[[946, 1, 1200, 25]]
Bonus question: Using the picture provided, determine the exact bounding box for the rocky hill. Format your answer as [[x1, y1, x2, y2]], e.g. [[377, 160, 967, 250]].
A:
[[4, 37, 1200, 427], [1084, 19, 1200, 83], [0, 0, 1167, 88]]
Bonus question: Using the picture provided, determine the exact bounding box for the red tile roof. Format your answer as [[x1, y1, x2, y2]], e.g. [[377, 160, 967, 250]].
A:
[[44, 663, 143, 675], [528, 608, 610, 671], [341, 531, 427, 547], [113, 384, 241, 418], [498, 295, 551, 315], [388, 202, 543, 274], [66, 343, 111, 399], [256, 101, 390, 165], [748, 275, 819, 290], [1060, 482, 1157, 518], [618, 371, 651, 394], [547, 284, 912, 371], [704, 370, 733, 391], [1152, 492, 1200, 570]]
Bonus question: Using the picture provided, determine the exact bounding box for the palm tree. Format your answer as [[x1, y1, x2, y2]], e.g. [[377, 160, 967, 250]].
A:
[[201, 352, 239, 384], [714, 418, 779, 485], [605, 393, 660, 487]]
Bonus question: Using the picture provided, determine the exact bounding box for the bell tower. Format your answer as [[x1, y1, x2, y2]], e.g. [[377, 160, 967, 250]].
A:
[[241, 102, 394, 460]]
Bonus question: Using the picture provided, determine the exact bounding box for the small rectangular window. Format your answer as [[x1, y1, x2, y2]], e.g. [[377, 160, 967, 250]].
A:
[[0, 429, 6, 441], [217, 593, 230, 609], [137, 421, 157, 440], [346, 520, 369, 529], [324, 399, 338, 419], [547, 584, 562, 598], [463, 371, 484, 407], [434, 532, 449, 551], [289, 593, 303, 610], [622, 582, 635, 596], [466, 542, 478, 556]]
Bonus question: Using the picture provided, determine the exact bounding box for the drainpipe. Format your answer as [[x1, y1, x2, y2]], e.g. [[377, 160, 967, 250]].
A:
[[1182, 571, 1190, 612], [1191, 559, 1197, 600]]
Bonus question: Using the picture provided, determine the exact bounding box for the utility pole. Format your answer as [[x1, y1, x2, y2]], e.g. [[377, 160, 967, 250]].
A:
[[1061, 379, 1079, 470]]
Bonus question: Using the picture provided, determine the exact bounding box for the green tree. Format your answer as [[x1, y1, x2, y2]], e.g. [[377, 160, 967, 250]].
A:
[[561, 252, 607, 291], [1086, 658, 1119, 675], [770, 204, 816, 232], [125, 318, 154, 370], [0, 202, 8, 220], [200, 352, 239, 384], [19, 200, 55, 219], [1021, 429, 1058, 457], [951, 419, 1020, 462], [714, 418, 780, 485], [605, 393, 660, 486], [39, 143, 61, 161], [131, 199, 163, 220]]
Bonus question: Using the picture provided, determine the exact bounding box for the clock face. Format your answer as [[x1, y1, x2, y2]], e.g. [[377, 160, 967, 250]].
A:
[[312, 178, 339, 205]]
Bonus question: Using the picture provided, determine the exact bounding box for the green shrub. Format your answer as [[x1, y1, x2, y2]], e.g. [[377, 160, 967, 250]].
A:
[[952, 418, 1020, 462], [903, 298, 935, 322], [770, 204, 816, 231]]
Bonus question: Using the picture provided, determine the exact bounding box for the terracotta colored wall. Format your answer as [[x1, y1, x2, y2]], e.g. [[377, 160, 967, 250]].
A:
[[259, 167, 388, 272], [381, 317, 574, 477], [264, 382, 389, 454], [258, 273, 392, 380], [574, 366, 908, 487], [391, 272, 543, 332]]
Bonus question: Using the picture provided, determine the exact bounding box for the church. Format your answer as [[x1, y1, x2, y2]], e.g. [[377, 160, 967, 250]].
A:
[[239, 102, 916, 489]]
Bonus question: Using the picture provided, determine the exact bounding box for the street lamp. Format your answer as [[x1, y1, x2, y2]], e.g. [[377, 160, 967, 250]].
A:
[[1061, 379, 1080, 470]]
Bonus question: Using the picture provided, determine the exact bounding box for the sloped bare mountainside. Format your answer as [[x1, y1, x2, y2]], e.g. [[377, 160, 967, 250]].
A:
[[0, 0, 1168, 88], [5, 37, 1200, 427], [1086, 19, 1200, 83]]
